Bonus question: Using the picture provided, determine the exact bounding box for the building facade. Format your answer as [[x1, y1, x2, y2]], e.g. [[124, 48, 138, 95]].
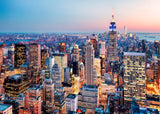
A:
[[14, 44, 26, 68], [123, 52, 146, 106]]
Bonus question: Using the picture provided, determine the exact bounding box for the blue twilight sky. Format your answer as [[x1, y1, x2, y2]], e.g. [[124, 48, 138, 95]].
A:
[[0, 0, 160, 33]]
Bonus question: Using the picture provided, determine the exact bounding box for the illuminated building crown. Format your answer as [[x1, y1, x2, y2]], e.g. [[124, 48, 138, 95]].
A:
[[109, 12, 116, 32]]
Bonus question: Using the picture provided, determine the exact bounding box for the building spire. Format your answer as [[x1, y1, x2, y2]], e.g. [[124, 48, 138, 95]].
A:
[[112, 8, 114, 22]]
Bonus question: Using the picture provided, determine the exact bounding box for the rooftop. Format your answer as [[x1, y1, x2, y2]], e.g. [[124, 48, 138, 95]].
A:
[[124, 52, 145, 56], [10, 74, 23, 80], [67, 94, 77, 99], [0, 104, 11, 111]]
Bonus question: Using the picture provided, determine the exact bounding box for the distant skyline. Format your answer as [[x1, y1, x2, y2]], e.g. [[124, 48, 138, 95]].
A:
[[0, 0, 160, 33]]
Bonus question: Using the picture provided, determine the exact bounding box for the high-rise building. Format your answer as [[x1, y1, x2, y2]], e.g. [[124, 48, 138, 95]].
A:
[[72, 44, 79, 75], [14, 44, 26, 68], [66, 94, 78, 112], [123, 52, 146, 106], [43, 79, 55, 113], [72, 76, 80, 94], [94, 58, 101, 77], [45, 57, 54, 79], [29, 43, 41, 69], [84, 41, 96, 85], [108, 14, 118, 62], [3, 74, 30, 99], [72, 44, 79, 62], [78, 84, 99, 109], [64, 67, 72, 84], [99, 41, 105, 55], [59, 42, 66, 53], [51, 64, 62, 90], [52, 52, 67, 82], [0, 46, 3, 72], [41, 47, 49, 69], [25, 86, 41, 114], [91, 34, 99, 57], [54, 89, 66, 113], [29, 44, 41, 84], [79, 62, 85, 88], [154, 40, 160, 58]]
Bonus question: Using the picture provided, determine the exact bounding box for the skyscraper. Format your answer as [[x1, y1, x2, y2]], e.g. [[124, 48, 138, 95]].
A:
[[29, 43, 41, 69], [29, 43, 41, 84], [72, 44, 79, 75], [25, 87, 41, 114], [123, 52, 146, 106], [59, 42, 66, 53], [84, 41, 96, 85], [108, 14, 118, 62], [52, 52, 67, 82], [99, 41, 105, 55], [43, 79, 55, 113], [14, 44, 27, 68], [91, 34, 99, 57], [51, 64, 62, 90], [41, 47, 49, 69]]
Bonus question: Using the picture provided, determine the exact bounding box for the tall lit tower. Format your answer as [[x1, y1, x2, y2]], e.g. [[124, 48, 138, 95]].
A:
[[123, 52, 146, 106], [29, 43, 41, 84], [43, 79, 54, 113], [14, 44, 27, 68], [108, 13, 118, 62], [84, 41, 97, 85], [59, 42, 66, 53], [29, 43, 41, 69], [72, 44, 79, 75]]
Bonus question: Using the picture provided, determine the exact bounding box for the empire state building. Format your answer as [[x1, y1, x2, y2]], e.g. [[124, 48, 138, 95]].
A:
[[108, 14, 118, 62]]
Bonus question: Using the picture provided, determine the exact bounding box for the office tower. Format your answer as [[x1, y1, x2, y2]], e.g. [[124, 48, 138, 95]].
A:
[[108, 14, 118, 62], [124, 26, 127, 34], [66, 94, 78, 112], [154, 40, 160, 58], [29, 43, 41, 84], [16, 93, 25, 108], [72, 76, 80, 94], [91, 34, 99, 57], [41, 47, 49, 69], [29, 43, 41, 69], [72, 44, 79, 62], [25, 87, 41, 114], [94, 58, 101, 77], [52, 52, 67, 82], [79, 62, 85, 88], [78, 84, 99, 109], [99, 41, 105, 55], [84, 41, 96, 85], [54, 90, 66, 113], [72, 44, 79, 75], [20, 62, 29, 79], [3, 74, 30, 99], [99, 55, 106, 75], [0, 47, 3, 72], [59, 42, 66, 53], [0, 104, 12, 114], [43, 79, 55, 113], [14, 44, 26, 68], [51, 64, 62, 90], [64, 67, 72, 84], [142, 40, 146, 53], [45, 57, 54, 79], [123, 52, 146, 106]]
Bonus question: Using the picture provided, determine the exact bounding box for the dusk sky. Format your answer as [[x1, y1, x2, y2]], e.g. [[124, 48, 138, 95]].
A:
[[0, 0, 160, 33]]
